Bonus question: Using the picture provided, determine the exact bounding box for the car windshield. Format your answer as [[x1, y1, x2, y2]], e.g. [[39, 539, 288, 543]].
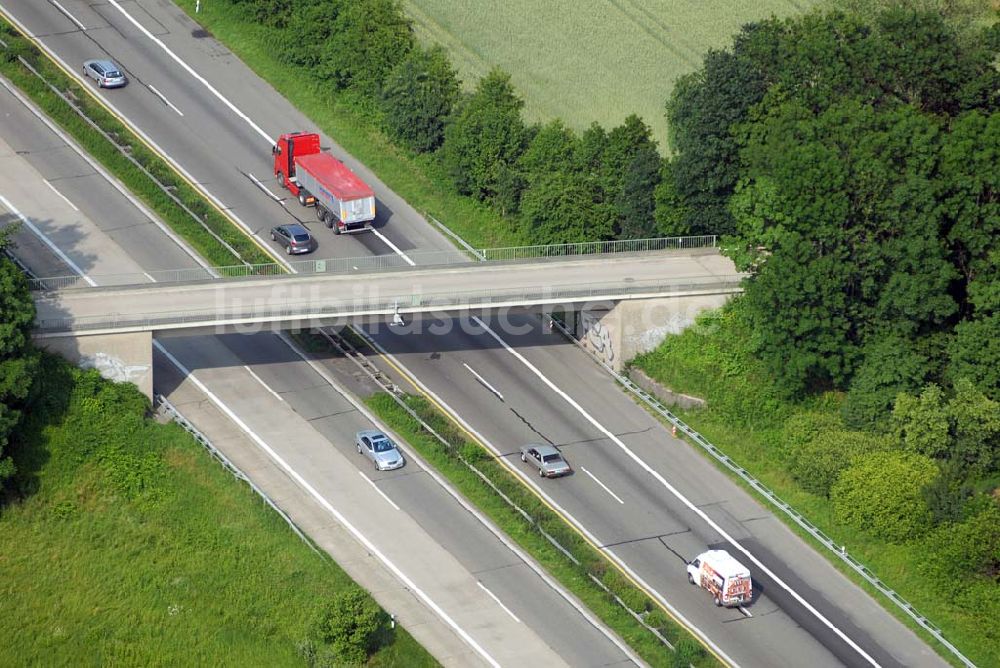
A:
[[372, 438, 395, 453], [292, 234, 310, 242], [542, 454, 563, 464]]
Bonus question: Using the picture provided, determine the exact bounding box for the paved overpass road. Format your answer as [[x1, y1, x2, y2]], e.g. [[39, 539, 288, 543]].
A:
[[2, 0, 456, 264], [33, 251, 743, 333], [364, 315, 949, 668]]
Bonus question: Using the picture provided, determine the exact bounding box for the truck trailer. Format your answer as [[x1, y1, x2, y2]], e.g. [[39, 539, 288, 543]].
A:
[[272, 132, 376, 234], [686, 549, 753, 607]]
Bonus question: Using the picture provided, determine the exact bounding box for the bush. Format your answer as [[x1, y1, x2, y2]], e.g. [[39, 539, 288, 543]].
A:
[[308, 586, 391, 665], [832, 451, 938, 543], [919, 500, 1000, 597], [788, 429, 890, 497]]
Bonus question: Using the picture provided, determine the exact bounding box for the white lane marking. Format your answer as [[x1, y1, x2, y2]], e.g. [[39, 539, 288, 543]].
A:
[[243, 365, 283, 402], [371, 228, 415, 266], [0, 75, 215, 275], [359, 471, 400, 510], [248, 172, 281, 201], [580, 466, 624, 505], [106, 0, 272, 145], [477, 581, 521, 624], [43, 180, 78, 210], [355, 329, 725, 666], [154, 340, 500, 668], [51, 0, 86, 30], [462, 363, 504, 401], [143, 272, 156, 283], [472, 316, 881, 668], [0, 195, 96, 286], [147, 85, 184, 116]]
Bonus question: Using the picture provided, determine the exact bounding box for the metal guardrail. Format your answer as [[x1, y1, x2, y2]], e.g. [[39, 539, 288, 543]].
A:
[[318, 326, 681, 656], [549, 317, 976, 668], [156, 395, 323, 556], [36, 278, 744, 333], [26, 236, 718, 291]]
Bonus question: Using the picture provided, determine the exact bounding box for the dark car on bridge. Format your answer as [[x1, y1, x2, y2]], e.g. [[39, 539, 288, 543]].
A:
[[270, 223, 315, 254]]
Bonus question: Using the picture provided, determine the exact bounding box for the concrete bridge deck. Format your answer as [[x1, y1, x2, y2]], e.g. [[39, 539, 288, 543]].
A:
[[34, 251, 744, 336]]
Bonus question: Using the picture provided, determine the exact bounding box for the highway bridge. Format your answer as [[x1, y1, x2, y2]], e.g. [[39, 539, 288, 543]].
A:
[[33, 250, 744, 336]]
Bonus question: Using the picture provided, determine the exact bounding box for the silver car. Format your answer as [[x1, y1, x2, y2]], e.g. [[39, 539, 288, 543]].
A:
[[356, 430, 405, 471], [520, 444, 571, 478], [83, 59, 128, 89]]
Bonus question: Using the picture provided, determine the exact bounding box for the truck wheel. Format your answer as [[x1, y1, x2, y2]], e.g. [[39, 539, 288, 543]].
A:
[[713, 595, 722, 607], [276, 171, 286, 189], [538, 467, 545, 478], [332, 222, 341, 235], [688, 573, 695, 585], [520, 453, 527, 462], [298, 191, 309, 207]]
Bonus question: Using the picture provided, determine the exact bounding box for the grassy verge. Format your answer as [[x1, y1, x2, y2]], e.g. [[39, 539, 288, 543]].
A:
[[0, 355, 434, 666], [364, 391, 715, 668], [171, 0, 523, 249], [0, 19, 273, 268], [631, 307, 996, 667]]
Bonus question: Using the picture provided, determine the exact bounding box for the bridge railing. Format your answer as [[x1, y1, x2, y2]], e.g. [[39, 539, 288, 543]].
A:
[[26, 236, 718, 291], [36, 277, 744, 334]]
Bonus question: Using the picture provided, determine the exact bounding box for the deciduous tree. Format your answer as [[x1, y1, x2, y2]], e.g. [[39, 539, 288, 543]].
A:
[[379, 45, 460, 153], [0, 229, 38, 490]]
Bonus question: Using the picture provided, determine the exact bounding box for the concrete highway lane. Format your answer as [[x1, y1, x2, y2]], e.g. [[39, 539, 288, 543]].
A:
[[155, 331, 638, 667], [365, 314, 949, 668], [2, 0, 456, 265]]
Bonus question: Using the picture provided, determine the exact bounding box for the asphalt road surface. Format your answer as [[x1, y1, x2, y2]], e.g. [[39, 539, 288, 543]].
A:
[[1, 1, 951, 666]]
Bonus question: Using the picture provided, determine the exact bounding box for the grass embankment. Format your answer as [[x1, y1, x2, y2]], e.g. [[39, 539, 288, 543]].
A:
[[631, 305, 997, 667], [363, 391, 714, 668], [0, 20, 272, 268], [403, 0, 821, 150], [172, 0, 522, 249], [0, 356, 434, 666]]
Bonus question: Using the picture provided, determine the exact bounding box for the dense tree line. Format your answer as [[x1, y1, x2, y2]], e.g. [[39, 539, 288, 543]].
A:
[[664, 6, 1000, 620], [223, 0, 666, 245], [0, 229, 37, 494]]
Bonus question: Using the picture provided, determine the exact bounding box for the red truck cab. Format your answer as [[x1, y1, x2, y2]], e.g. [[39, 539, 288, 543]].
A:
[[272, 132, 376, 234]]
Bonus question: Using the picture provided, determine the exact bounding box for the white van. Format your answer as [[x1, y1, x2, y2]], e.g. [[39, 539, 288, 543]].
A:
[[686, 549, 752, 607]]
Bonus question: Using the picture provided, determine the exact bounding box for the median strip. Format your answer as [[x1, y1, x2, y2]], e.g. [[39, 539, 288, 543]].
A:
[[296, 327, 720, 668]]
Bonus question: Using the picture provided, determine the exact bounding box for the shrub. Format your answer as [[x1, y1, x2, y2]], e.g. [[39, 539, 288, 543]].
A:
[[919, 500, 1000, 597], [308, 586, 390, 665], [831, 451, 938, 542], [788, 429, 890, 497], [671, 636, 706, 668]]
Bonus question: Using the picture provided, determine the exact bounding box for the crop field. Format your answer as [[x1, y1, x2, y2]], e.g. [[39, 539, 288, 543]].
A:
[[404, 0, 819, 149]]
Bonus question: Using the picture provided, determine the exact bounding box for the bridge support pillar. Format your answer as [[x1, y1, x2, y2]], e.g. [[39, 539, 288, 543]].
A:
[[575, 294, 733, 371], [35, 331, 153, 402]]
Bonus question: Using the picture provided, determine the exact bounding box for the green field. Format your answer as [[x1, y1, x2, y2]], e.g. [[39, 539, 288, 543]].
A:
[[0, 358, 434, 667], [404, 0, 819, 149]]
